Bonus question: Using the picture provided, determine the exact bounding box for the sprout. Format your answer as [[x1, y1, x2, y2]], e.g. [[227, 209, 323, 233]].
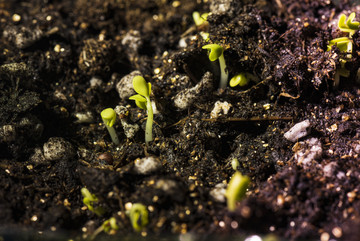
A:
[[81, 187, 104, 216], [225, 171, 250, 211], [229, 73, 250, 87], [102, 217, 119, 234], [192, 11, 210, 41], [129, 76, 153, 144], [128, 203, 149, 232], [192, 11, 209, 27], [327, 12, 359, 87], [327, 37, 352, 53], [231, 158, 239, 170], [100, 108, 120, 145], [338, 12, 359, 37], [202, 44, 229, 89], [90, 217, 119, 239]]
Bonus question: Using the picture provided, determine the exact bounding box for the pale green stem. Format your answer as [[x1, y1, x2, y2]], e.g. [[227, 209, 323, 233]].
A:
[[218, 54, 228, 89], [105, 125, 120, 145], [145, 97, 153, 144]]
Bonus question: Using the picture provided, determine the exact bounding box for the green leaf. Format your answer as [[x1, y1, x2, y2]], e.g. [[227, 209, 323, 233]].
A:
[[129, 94, 146, 102], [229, 73, 249, 87], [133, 76, 150, 98], [193, 12, 209, 26], [338, 12, 359, 34], [346, 12, 359, 30], [202, 44, 224, 61], [100, 108, 117, 127], [225, 172, 250, 211], [338, 14, 347, 29], [129, 94, 147, 110], [327, 37, 352, 52], [129, 203, 149, 232], [135, 100, 147, 110]]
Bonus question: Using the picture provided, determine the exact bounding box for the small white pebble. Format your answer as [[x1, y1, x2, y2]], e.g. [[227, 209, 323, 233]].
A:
[[284, 119, 311, 142], [210, 101, 232, 118], [134, 156, 162, 174]]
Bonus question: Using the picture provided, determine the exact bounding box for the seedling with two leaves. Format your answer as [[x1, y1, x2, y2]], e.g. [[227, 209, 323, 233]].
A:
[[129, 76, 154, 145]]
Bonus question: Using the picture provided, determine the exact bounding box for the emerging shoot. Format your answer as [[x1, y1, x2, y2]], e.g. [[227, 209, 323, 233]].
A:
[[202, 44, 228, 89], [101, 108, 120, 145], [327, 12, 359, 87], [229, 73, 250, 87], [129, 76, 153, 144], [102, 217, 119, 234], [81, 187, 104, 216], [338, 12, 359, 37], [225, 171, 250, 211], [128, 203, 149, 232], [192, 11, 210, 41], [192, 11, 209, 27]]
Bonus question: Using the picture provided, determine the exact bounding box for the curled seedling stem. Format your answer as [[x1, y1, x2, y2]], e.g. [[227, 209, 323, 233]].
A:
[[202, 44, 228, 89], [128, 203, 149, 232], [81, 187, 104, 216]]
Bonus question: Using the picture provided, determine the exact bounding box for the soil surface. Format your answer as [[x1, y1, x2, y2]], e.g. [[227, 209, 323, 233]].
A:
[[1, 0, 360, 240]]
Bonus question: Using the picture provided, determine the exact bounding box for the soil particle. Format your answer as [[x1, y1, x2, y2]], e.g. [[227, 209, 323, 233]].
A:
[[115, 70, 142, 100], [43, 137, 75, 161], [173, 71, 214, 109]]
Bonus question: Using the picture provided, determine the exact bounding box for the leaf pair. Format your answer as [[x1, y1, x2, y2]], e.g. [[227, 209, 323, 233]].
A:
[[202, 44, 224, 61], [327, 37, 352, 53], [129, 76, 151, 110], [338, 12, 360, 35]]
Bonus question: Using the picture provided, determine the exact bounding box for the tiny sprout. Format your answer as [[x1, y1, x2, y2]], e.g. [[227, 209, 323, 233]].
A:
[[202, 44, 229, 89], [102, 217, 119, 234], [90, 217, 119, 239], [327, 13, 359, 87], [200, 32, 210, 42], [100, 108, 120, 145], [128, 203, 149, 232], [81, 187, 104, 216], [231, 158, 239, 170], [229, 73, 250, 87], [129, 76, 153, 144], [225, 171, 250, 211], [338, 12, 359, 36], [327, 37, 352, 53], [192, 11, 209, 27]]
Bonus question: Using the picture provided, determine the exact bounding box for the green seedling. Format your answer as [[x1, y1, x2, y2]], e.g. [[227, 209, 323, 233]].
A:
[[202, 44, 229, 89], [129, 76, 153, 144], [100, 108, 120, 145], [338, 12, 359, 36], [192, 11, 209, 27], [192, 11, 210, 41], [327, 37, 352, 54], [102, 217, 119, 234], [225, 171, 250, 211], [81, 187, 104, 216], [127, 203, 149, 232], [229, 73, 250, 87], [327, 12, 359, 87], [90, 217, 119, 240], [200, 32, 210, 42]]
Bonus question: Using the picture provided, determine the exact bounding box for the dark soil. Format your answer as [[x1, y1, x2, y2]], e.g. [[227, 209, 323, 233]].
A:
[[1, 0, 360, 240]]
